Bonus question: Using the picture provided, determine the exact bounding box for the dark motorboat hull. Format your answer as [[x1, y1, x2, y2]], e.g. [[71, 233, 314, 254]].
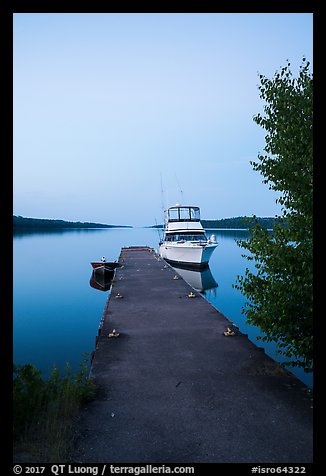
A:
[[90, 270, 114, 291], [91, 262, 120, 274]]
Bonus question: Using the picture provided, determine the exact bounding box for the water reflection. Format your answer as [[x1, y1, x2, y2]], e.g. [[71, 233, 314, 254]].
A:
[[13, 226, 312, 387], [206, 228, 251, 241], [14, 227, 111, 238], [89, 269, 114, 292], [170, 263, 218, 294]]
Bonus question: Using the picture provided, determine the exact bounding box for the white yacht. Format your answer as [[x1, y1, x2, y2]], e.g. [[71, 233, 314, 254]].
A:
[[158, 205, 218, 268]]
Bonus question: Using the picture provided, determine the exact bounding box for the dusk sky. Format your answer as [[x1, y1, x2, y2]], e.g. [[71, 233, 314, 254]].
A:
[[13, 13, 313, 226]]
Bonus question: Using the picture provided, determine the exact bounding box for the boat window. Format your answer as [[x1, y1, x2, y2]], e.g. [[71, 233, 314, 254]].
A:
[[165, 233, 207, 242], [179, 208, 191, 221], [190, 208, 200, 221], [168, 208, 180, 221], [167, 207, 200, 222]]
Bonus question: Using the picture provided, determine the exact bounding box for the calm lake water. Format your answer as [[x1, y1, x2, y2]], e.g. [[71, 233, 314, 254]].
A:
[[13, 227, 313, 388]]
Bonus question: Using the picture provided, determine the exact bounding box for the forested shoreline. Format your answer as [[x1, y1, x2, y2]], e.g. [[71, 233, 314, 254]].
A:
[[201, 216, 276, 229], [14, 215, 277, 230], [13, 215, 132, 229], [151, 216, 276, 229]]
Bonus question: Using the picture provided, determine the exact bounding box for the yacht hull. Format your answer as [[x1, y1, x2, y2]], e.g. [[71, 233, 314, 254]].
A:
[[159, 243, 217, 268]]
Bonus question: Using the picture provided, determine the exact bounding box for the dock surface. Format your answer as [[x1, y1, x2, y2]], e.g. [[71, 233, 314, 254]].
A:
[[73, 247, 313, 463]]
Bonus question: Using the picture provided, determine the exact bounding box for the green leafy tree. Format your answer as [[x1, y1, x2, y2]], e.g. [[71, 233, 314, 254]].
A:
[[235, 58, 313, 371]]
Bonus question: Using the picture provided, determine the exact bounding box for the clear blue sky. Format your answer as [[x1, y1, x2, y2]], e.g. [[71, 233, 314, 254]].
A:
[[13, 13, 313, 226]]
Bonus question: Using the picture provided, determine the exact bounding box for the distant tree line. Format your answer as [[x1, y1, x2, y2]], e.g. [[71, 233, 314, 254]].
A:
[[13, 216, 131, 229], [201, 217, 276, 229], [14, 215, 277, 230]]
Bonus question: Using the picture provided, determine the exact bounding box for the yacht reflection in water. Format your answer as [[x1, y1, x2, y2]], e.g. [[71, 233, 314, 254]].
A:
[[170, 262, 218, 294], [89, 269, 114, 292]]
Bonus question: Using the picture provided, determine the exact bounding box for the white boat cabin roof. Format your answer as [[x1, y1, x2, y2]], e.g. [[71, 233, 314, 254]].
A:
[[165, 204, 200, 211]]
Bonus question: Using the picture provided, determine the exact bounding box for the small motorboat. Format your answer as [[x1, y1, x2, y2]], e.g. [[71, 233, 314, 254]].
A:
[[90, 258, 120, 274]]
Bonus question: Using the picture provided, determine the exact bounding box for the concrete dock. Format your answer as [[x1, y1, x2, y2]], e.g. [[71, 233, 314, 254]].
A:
[[72, 247, 313, 463]]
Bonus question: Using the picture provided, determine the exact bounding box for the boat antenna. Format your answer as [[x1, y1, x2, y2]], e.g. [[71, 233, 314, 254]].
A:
[[160, 173, 165, 214], [174, 173, 184, 204], [155, 217, 163, 242]]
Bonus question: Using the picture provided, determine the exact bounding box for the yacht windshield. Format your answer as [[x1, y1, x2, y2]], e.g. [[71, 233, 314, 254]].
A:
[[165, 233, 207, 242], [167, 207, 200, 222]]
